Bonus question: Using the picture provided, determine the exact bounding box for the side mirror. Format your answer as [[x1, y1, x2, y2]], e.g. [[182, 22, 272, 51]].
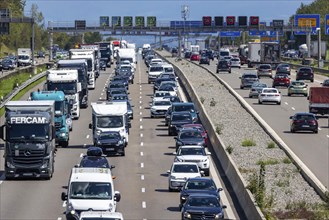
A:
[[222, 205, 227, 209], [172, 152, 177, 155], [289, 116, 293, 119], [61, 192, 67, 201], [217, 188, 223, 192], [114, 191, 121, 202], [146, 70, 149, 73], [207, 152, 211, 155], [0, 125, 5, 141], [167, 170, 171, 174], [174, 137, 177, 140], [110, 165, 116, 169], [89, 123, 92, 129], [77, 83, 82, 92], [74, 164, 79, 168]]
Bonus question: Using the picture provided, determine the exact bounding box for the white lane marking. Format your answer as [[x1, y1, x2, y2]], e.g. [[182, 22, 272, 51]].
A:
[[139, 100, 142, 104], [0, 180, 3, 185], [207, 149, 235, 219], [284, 102, 288, 105], [57, 218, 62, 220], [326, 135, 329, 138], [80, 153, 84, 158], [318, 127, 321, 131], [140, 125, 143, 129], [141, 175, 144, 180], [141, 163, 144, 168], [101, 93, 103, 96], [62, 201, 67, 207], [83, 144, 87, 148], [291, 107, 295, 111], [141, 142, 144, 146], [140, 152, 144, 156], [140, 133, 143, 138], [140, 118, 143, 122], [140, 85, 142, 88], [140, 96, 142, 99], [140, 91, 142, 95], [140, 112, 142, 115], [86, 135, 90, 139], [141, 188, 145, 193], [140, 106, 142, 109], [142, 201, 146, 208]]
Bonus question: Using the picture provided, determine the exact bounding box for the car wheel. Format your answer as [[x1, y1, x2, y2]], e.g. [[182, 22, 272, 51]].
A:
[[121, 149, 125, 156], [277, 101, 281, 105], [240, 86, 244, 89], [314, 129, 318, 134], [216, 69, 219, 73], [168, 187, 173, 192], [290, 128, 295, 133], [258, 100, 262, 104], [311, 79, 314, 83], [229, 71, 231, 73], [288, 93, 291, 96]]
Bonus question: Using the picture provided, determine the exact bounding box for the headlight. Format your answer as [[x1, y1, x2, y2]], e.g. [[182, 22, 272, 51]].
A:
[[202, 158, 208, 162], [170, 175, 176, 180], [6, 161, 15, 168], [60, 132, 66, 137], [96, 130, 102, 135], [183, 212, 191, 219], [40, 160, 49, 168], [215, 213, 224, 219], [118, 140, 123, 145], [109, 203, 114, 212]]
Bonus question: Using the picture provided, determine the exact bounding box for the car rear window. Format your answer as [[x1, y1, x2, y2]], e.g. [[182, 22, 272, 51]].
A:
[[243, 74, 257, 78], [295, 114, 315, 120], [299, 68, 312, 73], [259, 65, 271, 69]]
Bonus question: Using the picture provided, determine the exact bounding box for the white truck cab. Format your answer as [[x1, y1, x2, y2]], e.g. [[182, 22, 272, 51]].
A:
[[90, 102, 130, 145], [46, 69, 81, 119], [61, 167, 121, 220]]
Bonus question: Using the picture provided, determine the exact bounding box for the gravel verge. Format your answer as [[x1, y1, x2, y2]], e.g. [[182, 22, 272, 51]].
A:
[[157, 51, 326, 218]]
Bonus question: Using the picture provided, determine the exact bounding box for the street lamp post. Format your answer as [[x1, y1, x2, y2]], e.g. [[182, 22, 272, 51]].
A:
[[316, 27, 321, 68]]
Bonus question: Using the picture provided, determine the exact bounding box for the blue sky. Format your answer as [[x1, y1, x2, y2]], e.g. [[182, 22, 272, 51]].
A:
[[24, 0, 314, 27]]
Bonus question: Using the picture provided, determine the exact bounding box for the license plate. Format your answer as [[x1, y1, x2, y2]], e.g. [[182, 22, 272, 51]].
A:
[[106, 148, 115, 151], [302, 125, 310, 128]]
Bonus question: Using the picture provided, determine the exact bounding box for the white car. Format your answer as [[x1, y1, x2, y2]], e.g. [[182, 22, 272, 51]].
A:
[[147, 64, 164, 84], [79, 211, 124, 220], [230, 57, 241, 68], [258, 88, 281, 105], [152, 91, 171, 102], [150, 99, 171, 118], [174, 145, 211, 176], [167, 162, 203, 191]]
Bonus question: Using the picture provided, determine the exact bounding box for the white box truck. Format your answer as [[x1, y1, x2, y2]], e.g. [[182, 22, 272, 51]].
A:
[[89, 102, 130, 145], [17, 48, 32, 66]]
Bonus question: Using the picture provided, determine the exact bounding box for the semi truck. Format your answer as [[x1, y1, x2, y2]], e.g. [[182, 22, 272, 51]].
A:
[[45, 69, 81, 119], [89, 102, 130, 146], [0, 100, 56, 179], [79, 44, 101, 78], [17, 48, 32, 66], [96, 41, 113, 67], [57, 59, 89, 108], [30, 90, 70, 147], [309, 87, 329, 115], [70, 49, 96, 89], [247, 42, 281, 68], [117, 48, 137, 69]]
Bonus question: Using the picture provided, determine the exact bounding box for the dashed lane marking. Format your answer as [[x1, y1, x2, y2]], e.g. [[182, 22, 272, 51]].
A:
[[140, 133, 143, 138], [141, 175, 144, 180], [140, 96, 142, 99], [101, 93, 103, 96], [140, 152, 144, 156], [140, 91, 142, 95], [141, 142, 144, 146], [62, 201, 66, 207], [139, 100, 142, 104], [140, 118, 142, 122], [86, 135, 90, 139], [141, 163, 144, 168], [284, 102, 288, 105], [142, 201, 146, 208], [318, 127, 321, 131], [57, 218, 62, 220], [141, 188, 145, 193], [80, 153, 84, 158], [291, 107, 295, 111], [326, 135, 329, 138], [140, 125, 143, 129], [140, 106, 142, 109], [140, 112, 142, 115]]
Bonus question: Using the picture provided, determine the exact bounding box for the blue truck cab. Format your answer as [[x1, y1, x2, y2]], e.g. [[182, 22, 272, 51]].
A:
[[30, 90, 70, 148]]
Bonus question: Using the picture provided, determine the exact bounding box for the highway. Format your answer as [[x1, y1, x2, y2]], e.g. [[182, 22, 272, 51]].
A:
[[0, 55, 242, 220], [185, 56, 329, 189]]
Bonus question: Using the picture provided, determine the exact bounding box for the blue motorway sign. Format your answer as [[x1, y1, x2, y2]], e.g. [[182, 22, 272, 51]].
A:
[[294, 14, 320, 35], [220, 31, 241, 37], [326, 14, 329, 35], [249, 30, 267, 36], [170, 21, 202, 28], [269, 30, 284, 36]]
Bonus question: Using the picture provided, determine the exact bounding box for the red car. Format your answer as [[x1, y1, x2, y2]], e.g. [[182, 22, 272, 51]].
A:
[[272, 74, 290, 88], [181, 124, 209, 147], [190, 53, 200, 61]]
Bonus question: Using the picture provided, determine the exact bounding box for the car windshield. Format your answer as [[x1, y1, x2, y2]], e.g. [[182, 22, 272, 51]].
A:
[[80, 156, 110, 168], [7, 123, 49, 141], [150, 66, 163, 72], [291, 81, 305, 86], [69, 182, 112, 199], [179, 131, 202, 139], [252, 83, 267, 88], [187, 197, 220, 207], [173, 164, 198, 173], [185, 180, 216, 190], [172, 114, 191, 121], [159, 85, 174, 91], [154, 101, 171, 106], [259, 65, 271, 69], [164, 67, 174, 72], [220, 51, 229, 56], [178, 147, 205, 156], [263, 89, 278, 93], [97, 116, 123, 128], [243, 74, 257, 78], [173, 104, 194, 112], [299, 68, 312, 73], [47, 82, 77, 95], [154, 92, 170, 97]]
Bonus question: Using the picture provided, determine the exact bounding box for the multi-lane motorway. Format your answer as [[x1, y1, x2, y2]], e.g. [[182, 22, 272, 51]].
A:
[[0, 55, 242, 220], [186, 57, 329, 189]]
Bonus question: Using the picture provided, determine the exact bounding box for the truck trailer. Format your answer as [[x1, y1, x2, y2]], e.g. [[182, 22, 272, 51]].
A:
[[309, 87, 329, 115], [0, 100, 56, 179]]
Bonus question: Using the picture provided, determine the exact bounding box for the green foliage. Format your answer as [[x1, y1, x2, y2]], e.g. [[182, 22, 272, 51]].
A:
[[226, 145, 233, 154], [256, 159, 280, 166], [282, 157, 292, 164], [267, 141, 276, 149], [199, 97, 205, 104], [241, 138, 256, 147], [215, 123, 223, 135]]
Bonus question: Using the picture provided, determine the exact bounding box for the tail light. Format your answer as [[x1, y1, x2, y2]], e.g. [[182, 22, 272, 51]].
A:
[[294, 120, 303, 123], [261, 94, 266, 96], [275, 94, 280, 96], [308, 120, 317, 125]]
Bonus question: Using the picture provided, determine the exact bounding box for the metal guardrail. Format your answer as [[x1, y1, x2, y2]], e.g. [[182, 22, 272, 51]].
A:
[[0, 70, 47, 109]]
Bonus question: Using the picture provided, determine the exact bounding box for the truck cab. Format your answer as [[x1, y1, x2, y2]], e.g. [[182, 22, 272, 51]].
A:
[[0, 100, 56, 179], [61, 167, 121, 220], [89, 102, 130, 145], [30, 90, 70, 148], [45, 69, 81, 119]]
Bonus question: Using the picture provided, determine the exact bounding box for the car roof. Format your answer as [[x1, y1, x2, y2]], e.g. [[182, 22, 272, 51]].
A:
[[294, 112, 315, 116], [178, 145, 205, 149], [187, 193, 219, 198], [172, 102, 194, 106]]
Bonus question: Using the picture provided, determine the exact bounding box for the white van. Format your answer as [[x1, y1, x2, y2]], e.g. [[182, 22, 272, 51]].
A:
[[79, 211, 124, 220], [219, 48, 230, 60], [61, 167, 121, 220]]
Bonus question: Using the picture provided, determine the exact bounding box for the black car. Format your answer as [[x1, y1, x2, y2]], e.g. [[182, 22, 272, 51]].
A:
[[199, 55, 210, 65], [106, 88, 129, 101], [1, 59, 15, 70], [296, 67, 314, 82], [184, 51, 192, 59], [179, 177, 223, 208], [95, 131, 126, 156], [205, 50, 215, 60], [174, 128, 206, 151], [216, 60, 231, 73], [77, 147, 115, 169], [110, 79, 129, 91], [154, 78, 176, 92], [168, 111, 193, 136], [290, 112, 318, 133], [181, 194, 226, 219]]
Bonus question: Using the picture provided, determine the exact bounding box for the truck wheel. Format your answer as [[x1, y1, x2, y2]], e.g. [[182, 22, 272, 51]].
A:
[[216, 69, 219, 73], [121, 149, 125, 156], [62, 141, 69, 148], [311, 79, 314, 83]]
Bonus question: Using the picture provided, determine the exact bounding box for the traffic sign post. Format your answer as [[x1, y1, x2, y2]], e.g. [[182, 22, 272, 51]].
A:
[[135, 16, 144, 28], [325, 14, 329, 35], [147, 16, 156, 28], [112, 16, 121, 27], [124, 16, 133, 27], [294, 14, 320, 35], [75, 20, 86, 30], [220, 31, 240, 37], [100, 16, 109, 27]]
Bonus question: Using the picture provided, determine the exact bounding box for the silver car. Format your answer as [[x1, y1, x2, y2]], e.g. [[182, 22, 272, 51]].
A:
[[257, 64, 272, 78], [249, 82, 268, 98], [239, 73, 259, 89]]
